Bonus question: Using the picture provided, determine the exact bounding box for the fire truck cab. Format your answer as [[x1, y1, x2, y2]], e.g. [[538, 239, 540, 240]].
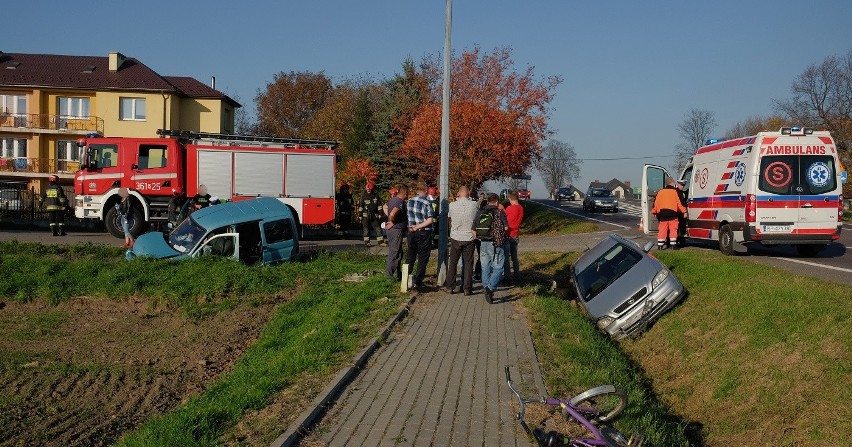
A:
[[641, 127, 844, 256], [74, 130, 338, 238]]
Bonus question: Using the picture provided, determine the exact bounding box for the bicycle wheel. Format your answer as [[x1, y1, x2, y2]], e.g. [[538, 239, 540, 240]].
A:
[[567, 385, 626, 425], [601, 427, 644, 447]]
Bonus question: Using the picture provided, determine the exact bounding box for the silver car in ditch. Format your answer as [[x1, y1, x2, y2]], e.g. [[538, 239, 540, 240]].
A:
[[569, 234, 685, 339]]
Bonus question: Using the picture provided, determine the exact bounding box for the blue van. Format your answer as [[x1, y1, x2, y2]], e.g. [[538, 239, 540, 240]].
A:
[[127, 197, 299, 265]]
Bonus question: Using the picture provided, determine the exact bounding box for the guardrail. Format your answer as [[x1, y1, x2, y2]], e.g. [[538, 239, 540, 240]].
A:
[[0, 113, 104, 134], [0, 158, 80, 175]]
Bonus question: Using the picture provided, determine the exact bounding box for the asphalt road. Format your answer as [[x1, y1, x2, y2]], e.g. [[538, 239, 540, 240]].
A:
[[534, 198, 852, 287]]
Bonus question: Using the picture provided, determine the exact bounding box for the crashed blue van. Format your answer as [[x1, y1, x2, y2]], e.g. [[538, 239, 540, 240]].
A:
[[127, 197, 299, 265]]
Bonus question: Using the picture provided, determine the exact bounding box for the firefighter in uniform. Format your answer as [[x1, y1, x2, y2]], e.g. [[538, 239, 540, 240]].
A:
[[41, 174, 68, 236], [360, 181, 385, 247], [336, 184, 354, 237]]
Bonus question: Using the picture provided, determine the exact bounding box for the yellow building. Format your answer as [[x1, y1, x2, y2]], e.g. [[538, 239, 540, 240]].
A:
[[0, 51, 240, 193]]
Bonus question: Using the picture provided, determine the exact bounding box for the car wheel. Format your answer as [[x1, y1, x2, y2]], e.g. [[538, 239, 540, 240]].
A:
[[719, 224, 735, 256], [796, 244, 824, 257], [613, 208, 618, 213]]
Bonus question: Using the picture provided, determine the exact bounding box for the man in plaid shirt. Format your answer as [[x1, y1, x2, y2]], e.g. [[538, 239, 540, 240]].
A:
[[406, 182, 434, 292]]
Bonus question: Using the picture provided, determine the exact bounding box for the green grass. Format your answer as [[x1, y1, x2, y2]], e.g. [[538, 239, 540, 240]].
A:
[[518, 252, 692, 446], [114, 253, 400, 447], [620, 250, 852, 446], [520, 201, 598, 235]]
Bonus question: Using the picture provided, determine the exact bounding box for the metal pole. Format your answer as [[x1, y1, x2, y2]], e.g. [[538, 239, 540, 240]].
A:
[[437, 0, 452, 286]]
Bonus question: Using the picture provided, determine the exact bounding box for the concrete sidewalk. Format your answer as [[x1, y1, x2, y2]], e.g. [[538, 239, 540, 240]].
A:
[[306, 288, 545, 447]]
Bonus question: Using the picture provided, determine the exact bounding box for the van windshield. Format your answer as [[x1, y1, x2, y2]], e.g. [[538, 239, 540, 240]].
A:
[[758, 155, 836, 195]]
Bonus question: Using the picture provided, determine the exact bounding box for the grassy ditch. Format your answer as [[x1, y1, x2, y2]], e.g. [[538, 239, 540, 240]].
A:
[[115, 253, 400, 447], [620, 249, 852, 446], [518, 252, 693, 446], [520, 201, 598, 235]]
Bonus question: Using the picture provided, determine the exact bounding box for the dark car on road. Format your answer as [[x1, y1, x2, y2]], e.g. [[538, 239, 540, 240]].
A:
[[583, 188, 618, 212], [568, 234, 686, 339], [556, 187, 576, 201]]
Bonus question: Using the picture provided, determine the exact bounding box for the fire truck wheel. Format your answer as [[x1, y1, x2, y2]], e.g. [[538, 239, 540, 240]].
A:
[[104, 205, 144, 239], [718, 224, 735, 256]]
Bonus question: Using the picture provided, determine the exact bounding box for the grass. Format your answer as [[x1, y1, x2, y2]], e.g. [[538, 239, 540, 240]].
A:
[[620, 249, 852, 446], [518, 252, 693, 446], [519, 201, 598, 235], [0, 240, 404, 446], [115, 252, 400, 447]]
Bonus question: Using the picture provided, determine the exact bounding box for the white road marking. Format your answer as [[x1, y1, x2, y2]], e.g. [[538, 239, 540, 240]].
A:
[[770, 257, 852, 274], [535, 201, 630, 229]]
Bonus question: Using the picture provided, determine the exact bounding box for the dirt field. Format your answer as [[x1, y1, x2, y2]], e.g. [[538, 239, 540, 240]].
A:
[[0, 296, 280, 447]]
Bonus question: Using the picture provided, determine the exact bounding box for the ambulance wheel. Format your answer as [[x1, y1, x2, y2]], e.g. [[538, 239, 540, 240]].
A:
[[718, 224, 735, 256], [796, 244, 823, 258]]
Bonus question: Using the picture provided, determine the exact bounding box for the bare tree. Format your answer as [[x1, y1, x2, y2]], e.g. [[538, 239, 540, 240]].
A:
[[674, 108, 716, 173], [534, 140, 582, 196], [775, 50, 852, 152], [722, 115, 792, 140]]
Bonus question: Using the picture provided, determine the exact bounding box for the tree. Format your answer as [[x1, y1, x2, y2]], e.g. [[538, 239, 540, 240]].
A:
[[254, 71, 332, 138], [534, 140, 582, 195], [775, 50, 852, 196], [722, 115, 791, 140], [402, 46, 562, 190], [674, 108, 716, 173]]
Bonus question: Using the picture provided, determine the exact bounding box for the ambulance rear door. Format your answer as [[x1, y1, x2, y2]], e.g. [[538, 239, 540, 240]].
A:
[[641, 164, 671, 235]]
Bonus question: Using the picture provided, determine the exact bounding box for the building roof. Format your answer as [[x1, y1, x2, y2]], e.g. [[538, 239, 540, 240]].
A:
[[589, 178, 632, 192], [0, 52, 239, 107]]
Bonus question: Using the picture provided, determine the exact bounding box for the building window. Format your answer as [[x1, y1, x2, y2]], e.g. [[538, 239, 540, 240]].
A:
[[1, 138, 27, 159], [0, 94, 27, 115], [120, 97, 146, 121], [58, 97, 90, 118], [56, 140, 81, 162]]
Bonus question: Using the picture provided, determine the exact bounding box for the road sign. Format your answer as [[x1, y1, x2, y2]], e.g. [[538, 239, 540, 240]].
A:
[[842, 170, 848, 184], [512, 175, 532, 180]]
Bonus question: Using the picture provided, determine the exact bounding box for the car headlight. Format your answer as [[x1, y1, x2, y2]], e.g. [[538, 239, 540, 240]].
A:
[[596, 316, 615, 330], [651, 269, 669, 290], [614, 200, 619, 205]]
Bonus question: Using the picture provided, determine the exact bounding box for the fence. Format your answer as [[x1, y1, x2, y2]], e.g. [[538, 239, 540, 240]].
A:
[[0, 113, 104, 134], [0, 181, 92, 228]]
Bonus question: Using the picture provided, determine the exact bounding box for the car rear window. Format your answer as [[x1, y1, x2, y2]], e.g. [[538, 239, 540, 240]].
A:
[[575, 243, 644, 302], [758, 155, 836, 195]]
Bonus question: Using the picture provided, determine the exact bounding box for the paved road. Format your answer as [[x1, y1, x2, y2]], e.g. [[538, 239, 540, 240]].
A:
[[309, 291, 543, 447], [533, 198, 852, 286]]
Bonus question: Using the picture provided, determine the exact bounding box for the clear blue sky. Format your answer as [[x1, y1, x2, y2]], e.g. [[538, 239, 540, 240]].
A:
[[6, 0, 852, 196]]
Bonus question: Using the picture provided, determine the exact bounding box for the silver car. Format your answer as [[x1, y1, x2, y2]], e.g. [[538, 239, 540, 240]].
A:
[[569, 234, 685, 339], [583, 188, 618, 212]]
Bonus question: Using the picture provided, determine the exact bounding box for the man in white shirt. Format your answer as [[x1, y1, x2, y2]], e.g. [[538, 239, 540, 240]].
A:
[[442, 186, 480, 296]]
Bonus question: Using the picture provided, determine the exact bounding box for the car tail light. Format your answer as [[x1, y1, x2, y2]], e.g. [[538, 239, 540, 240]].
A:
[[745, 194, 756, 223], [839, 196, 844, 222]]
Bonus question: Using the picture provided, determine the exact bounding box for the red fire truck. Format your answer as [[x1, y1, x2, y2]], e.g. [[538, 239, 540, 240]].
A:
[[74, 130, 338, 238]]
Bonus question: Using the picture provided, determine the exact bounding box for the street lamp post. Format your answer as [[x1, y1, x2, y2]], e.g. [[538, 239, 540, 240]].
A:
[[437, 0, 452, 285]]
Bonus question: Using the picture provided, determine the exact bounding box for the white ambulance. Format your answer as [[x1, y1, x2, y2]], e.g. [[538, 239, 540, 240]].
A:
[[642, 127, 844, 256]]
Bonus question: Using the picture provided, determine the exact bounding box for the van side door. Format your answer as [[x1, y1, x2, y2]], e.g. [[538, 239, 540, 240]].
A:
[[641, 164, 671, 235], [260, 217, 298, 264]]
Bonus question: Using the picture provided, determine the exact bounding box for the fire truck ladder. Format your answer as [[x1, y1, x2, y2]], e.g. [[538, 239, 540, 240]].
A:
[[157, 129, 338, 149]]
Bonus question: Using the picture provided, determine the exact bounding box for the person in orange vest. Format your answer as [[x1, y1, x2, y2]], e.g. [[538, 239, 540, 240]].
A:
[[652, 177, 687, 250]]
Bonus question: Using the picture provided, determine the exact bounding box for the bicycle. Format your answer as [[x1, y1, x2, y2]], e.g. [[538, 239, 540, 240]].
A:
[[505, 366, 644, 447]]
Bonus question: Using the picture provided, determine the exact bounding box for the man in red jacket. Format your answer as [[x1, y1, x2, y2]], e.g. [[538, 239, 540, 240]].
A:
[[652, 178, 687, 250], [503, 190, 525, 284]]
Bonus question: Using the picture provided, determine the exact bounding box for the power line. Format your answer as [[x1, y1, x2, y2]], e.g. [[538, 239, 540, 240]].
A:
[[544, 154, 678, 161]]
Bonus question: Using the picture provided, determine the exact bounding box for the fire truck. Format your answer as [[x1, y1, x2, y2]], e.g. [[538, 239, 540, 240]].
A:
[[74, 130, 339, 238]]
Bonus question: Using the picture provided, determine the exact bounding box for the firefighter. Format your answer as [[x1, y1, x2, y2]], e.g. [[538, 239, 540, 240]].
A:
[[190, 184, 211, 213], [41, 174, 68, 236], [360, 181, 385, 247], [336, 184, 354, 237]]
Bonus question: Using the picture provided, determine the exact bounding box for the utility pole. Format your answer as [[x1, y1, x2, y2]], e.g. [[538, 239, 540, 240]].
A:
[[437, 0, 452, 285]]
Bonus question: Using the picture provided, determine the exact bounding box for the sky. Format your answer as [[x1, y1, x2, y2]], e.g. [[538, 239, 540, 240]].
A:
[[6, 0, 852, 196]]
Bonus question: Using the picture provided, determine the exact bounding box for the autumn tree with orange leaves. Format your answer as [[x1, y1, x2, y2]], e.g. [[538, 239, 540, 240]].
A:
[[402, 47, 561, 190]]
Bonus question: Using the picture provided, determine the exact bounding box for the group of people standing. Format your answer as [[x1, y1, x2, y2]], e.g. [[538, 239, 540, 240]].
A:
[[381, 181, 524, 303]]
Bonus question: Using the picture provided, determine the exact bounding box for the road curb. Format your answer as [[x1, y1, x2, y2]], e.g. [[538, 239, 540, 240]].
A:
[[270, 293, 418, 447]]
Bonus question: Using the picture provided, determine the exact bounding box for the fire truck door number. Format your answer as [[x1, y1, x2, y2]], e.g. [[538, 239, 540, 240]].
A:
[[135, 182, 163, 191]]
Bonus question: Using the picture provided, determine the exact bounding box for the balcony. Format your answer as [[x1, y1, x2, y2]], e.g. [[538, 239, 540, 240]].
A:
[[0, 157, 80, 176], [0, 113, 104, 135]]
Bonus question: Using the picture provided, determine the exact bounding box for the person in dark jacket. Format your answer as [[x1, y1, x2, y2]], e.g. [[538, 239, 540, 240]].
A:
[[336, 184, 354, 237], [41, 174, 68, 236], [360, 181, 385, 247], [116, 187, 135, 247], [189, 184, 211, 214], [472, 193, 509, 303], [675, 179, 688, 247]]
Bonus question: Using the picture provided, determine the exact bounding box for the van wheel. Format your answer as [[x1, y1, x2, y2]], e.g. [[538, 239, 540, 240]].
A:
[[719, 224, 735, 256], [796, 244, 824, 257]]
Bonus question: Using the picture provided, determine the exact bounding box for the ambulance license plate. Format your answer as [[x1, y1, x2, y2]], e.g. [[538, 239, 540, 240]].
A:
[[762, 225, 791, 233]]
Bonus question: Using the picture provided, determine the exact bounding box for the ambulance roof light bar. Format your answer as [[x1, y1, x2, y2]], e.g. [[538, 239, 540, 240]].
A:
[[781, 127, 814, 136], [156, 129, 338, 149], [705, 139, 721, 145]]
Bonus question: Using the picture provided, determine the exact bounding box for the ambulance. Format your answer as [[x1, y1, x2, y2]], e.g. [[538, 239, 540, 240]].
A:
[[642, 127, 844, 256]]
